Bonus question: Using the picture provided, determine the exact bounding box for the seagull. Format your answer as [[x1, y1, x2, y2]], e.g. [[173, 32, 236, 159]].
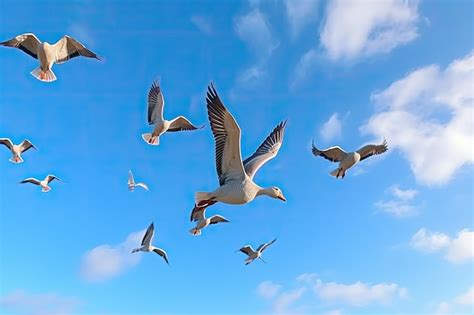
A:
[[0, 138, 36, 163], [19, 175, 62, 192], [311, 139, 388, 178], [142, 81, 203, 145], [189, 208, 229, 236], [128, 170, 149, 192], [238, 238, 277, 265], [191, 84, 287, 216], [131, 222, 169, 265], [0, 33, 100, 82]]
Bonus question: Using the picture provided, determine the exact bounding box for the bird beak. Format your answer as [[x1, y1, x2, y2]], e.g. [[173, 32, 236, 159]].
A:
[[278, 193, 286, 202]]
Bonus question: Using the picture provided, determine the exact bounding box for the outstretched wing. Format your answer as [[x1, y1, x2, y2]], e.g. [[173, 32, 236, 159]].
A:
[[311, 141, 347, 162], [190, 208, 206, 222], [0, 138, 14, 151], [0, 33, 41, 59], [167, 116, 202, 132], [357, 139, 388, 161], [147, 81, 164, 125], [19, 178, 41, 185], [53, 35, 101, 64], [206, 83, 246, 186], [153, 248, 169, 265], [128, 170, 135, 185], [135, 183, 149, 191], [141, 223, 155, 247], [239, 245, 255, 256], [20, 139, 36, 153], [46, 175, 61, 184], [243, 120, 287, 179], [257, 238, 277, 253], [209, 215, 229, 225]]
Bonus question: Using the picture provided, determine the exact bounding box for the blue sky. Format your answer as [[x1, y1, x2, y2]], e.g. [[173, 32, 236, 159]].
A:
[[0, 0, 473, 314]]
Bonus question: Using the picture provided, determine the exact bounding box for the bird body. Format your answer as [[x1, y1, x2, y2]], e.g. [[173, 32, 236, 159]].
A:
[[131, 223, 169, 265], [189, 208, 229, 236], [19, 175, 61, 192], [0, 138, 36, 163]]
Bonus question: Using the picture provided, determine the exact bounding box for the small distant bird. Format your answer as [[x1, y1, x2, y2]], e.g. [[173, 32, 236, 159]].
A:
[[128, 170, 149, 192], [131, 222, 169, 265], [0, 33, 100, 82], [189, 208, 229, 236], [0, 138, 36, 163], [238, 238, 277, 265], [311, 139, 388, 178], [142, 81, 202, 145], [19, 175, 62, 192]]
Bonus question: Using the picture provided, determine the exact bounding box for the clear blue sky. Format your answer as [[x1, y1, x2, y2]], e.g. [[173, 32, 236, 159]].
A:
[[0, 1, 473, 314]]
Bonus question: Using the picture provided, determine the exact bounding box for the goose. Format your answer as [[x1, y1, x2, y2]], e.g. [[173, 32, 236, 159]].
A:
[[142, 81, 203, 145], [0, 33, 100, 82], [311, 139, 388, 178], [0, 138, 36, 163], [128, 170, 149, 191], [238, 238, 277, 265], [19, 175, 62, 192], [189, 208, 229, 236], [191, 84, 287, 215], [131, 222, 169, 265]]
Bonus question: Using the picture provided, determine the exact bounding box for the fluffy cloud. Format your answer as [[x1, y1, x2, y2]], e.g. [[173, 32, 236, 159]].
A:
[[320, 0, 420, 61], [190, 15, 213, 36], [257, 281, 282, 299], [284, 0, 319, 38], [320, 113, 342, 142], [435, 286, 474, 314], [0, 290, 80, 315], [375, 185, 419, 218], [362, 52, 474, 185], [410, 228, 474, 263], [80, 229, 145, 282]]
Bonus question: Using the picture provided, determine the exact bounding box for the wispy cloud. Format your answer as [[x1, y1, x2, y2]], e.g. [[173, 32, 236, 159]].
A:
[[284, 0, 319, 39], [320, 113, 342, 142], [191, 15, 213, 36], [375, 185, 420, 218], [79, 229, 145, 282], [0, 290, 81, 315], [291, 49, 319, 89], [435, 286, 474, 314]]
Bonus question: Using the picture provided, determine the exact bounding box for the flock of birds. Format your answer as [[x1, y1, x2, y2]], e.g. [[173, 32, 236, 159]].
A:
[[1, 32, 389, 266]]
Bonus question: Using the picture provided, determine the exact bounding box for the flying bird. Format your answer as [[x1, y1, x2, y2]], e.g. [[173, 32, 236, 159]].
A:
[[131, 222, 169, 265], [189, 208, 229, 236], [19, 175, 62, 192], [142, 81, 203, 145], [128, 170, 149, 191], [191, 84, 287, 215], [0, 33, 100, 82], [0, 138, 36, 163], [238, 238, 277, 265], [311, 139, 388, 178]]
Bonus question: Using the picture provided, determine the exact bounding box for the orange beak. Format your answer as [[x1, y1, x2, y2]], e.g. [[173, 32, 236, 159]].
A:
[[278, 194, 287, 202]]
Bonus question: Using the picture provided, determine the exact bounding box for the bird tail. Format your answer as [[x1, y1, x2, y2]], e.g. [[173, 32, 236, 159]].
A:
[[189, 228, 202, 236], [330, 168, 344, 178], [41, 187, 51, 193], [141, 133, 159, 145], [194, 192, 212, 205], [10, 155, 23, 164], [31, 67, 57, 82]]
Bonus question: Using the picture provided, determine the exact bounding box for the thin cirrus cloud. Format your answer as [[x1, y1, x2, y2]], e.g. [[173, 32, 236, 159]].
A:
[[190, 15, 213, 36], [374, 185, 420, 218], [320, 112, 343, 142], [283, 0, 320, 39], [410, 228, 474, 263], [361, 51, 474, 186], [0, 290, 81, 315], [320, 0, 420, 61], [79, 229, 145, 282]]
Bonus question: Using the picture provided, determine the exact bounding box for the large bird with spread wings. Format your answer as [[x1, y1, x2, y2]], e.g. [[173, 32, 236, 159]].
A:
[[0, 33, 100, 82], [238, 238, 277, 265], [19, 175, 62, 192], [142, 81, 203, 145], [311, 139, 388, 178], [191, 84, 287, 215], [131, 222, 169, 265], [0, 138, 36, 163]]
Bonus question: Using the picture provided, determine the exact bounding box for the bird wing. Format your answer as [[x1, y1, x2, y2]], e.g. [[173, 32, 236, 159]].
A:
[[19, 178, 41, 185], [0, 33, 40, 59], [141, 223, 155, 247], [243, 120, 287, 179], [147, 81, 164, 125], [46, 175, 61, 183], [135, 183, 149, 191], [0, 138, 14, 151], [311, 142, 347, 162], [190, 208, 206, 222], [167, 116, 202, 132], [239, 245, 255, 256], [153, 248, 169, 265], [206, 83, 246, 186], [53, 35, 101, 64], [257, 238, 277, 253], [19, 139, 36, 153], [209, 215, 230, 225], [357, 139, 389, 161], [128, 170, 135, 185]]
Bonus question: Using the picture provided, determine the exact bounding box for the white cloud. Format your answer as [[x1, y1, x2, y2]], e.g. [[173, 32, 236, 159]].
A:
[[410, 228, 474, 264], [291, 49, 319, 89], [454, 286, 474, 305], [257, 281, 282, 299], [435, 286, 474, 314], [362, 52, 474, 185], [320, 113, 342, 142], [273, 288, 307, 314], [375, 185, 419, 218], [191, 15, 213, 36], [80, 229, 145, 282], [0, 290, 80, 315], [320, 0, 420, 61], [284, 0, 319, 38]]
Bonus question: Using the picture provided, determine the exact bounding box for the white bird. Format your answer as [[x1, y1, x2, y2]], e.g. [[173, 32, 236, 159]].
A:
[[0, 33, 100, 82], [131, 222, 169, 265], [238, 238, 277, 265], [191, 84, 287, 215], [19, 175, 62, 192], [311, 139, 388, 178], [128, 170, 149, 192], [142, 81, 203, 145], [189, 208, 229, 236], [0, 138, 36, 163]]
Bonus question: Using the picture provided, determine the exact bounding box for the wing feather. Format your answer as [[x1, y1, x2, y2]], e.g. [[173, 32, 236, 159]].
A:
[[153, 248, 169, 265], [0, 33, 40, 59], [54, 35, 101, 64], [311, 141, 347, 162], [357, 139, 389, 161], [147, 81, 164, 125], [141, 223, 155, 246], [209, 215, 229, 225], [0, 138, 14, 151], [167, 116, 202, 132]]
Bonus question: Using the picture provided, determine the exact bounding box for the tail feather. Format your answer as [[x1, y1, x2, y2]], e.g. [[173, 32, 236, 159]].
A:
[[31, 67, 57, 82], [330, 168, 345, 178], [142, 133, 159, 146], [195, 192, 211, 205], [189, 228, 202, 236]]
